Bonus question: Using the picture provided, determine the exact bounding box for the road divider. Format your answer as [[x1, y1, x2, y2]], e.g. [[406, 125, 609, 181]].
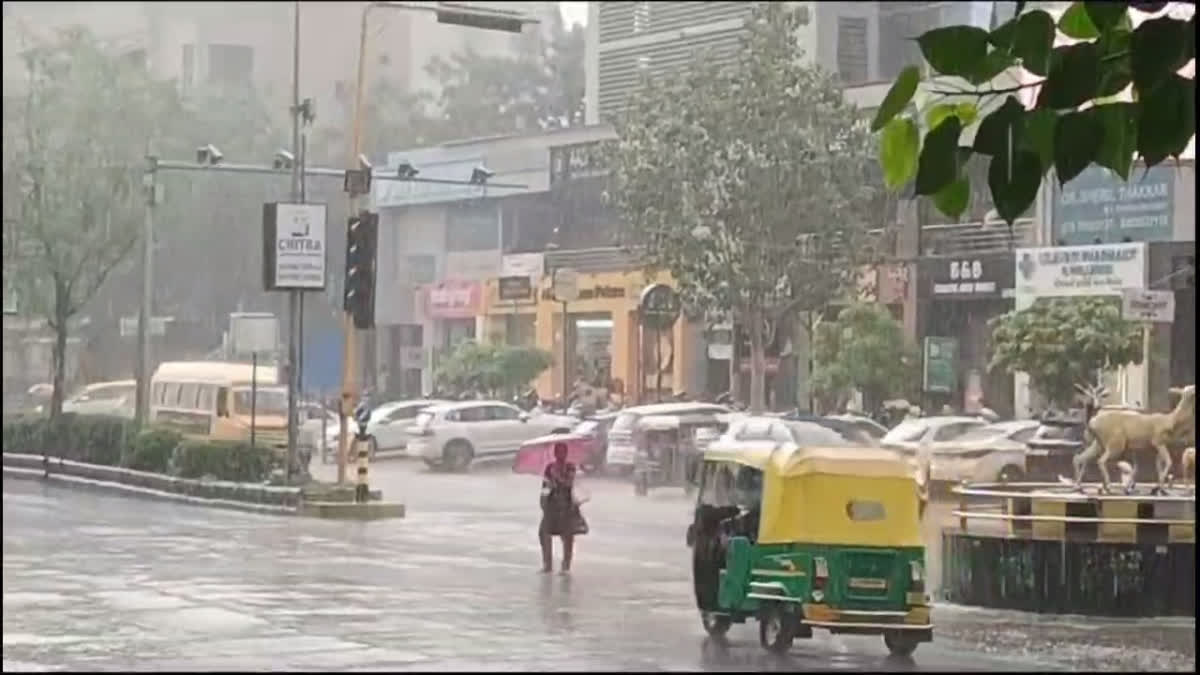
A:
[[2, 452, 405, 520]]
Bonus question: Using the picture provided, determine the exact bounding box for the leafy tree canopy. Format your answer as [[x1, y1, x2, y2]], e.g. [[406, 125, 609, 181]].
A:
[[988, 296, 1143, 409], [435, 341, 554, 399], [812, 302, 919, 414], [3, 26, 183, 415], [606, 3, 883, 410], [873, 1, 1195, 225]]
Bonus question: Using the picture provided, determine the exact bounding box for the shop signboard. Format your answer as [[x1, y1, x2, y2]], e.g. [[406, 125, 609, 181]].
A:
[[923, 336, 958, 393], [498, 275, 533, 301], [1014, 243, 1146, 298], [424, 281, 482, 319], [924, 254, 1014, 300], [1052, 165, 1174, 245], [1120, 289, 1175, 323]]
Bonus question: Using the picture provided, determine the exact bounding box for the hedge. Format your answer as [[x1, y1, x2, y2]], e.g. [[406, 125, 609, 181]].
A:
[[172, 439, 276, 483], [2, 415, 283, 483], [126, 427, 184, 473], [2, 413, 136, 466]]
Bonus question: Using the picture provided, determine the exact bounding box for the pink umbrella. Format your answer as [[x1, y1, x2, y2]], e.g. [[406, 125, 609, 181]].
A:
[[512, 434, 591, 476]]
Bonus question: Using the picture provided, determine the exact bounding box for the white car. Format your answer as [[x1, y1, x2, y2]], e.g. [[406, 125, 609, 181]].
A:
[[925, 420, 1039, 484], [362, 399, 447, 456], [406, 401, 577, 471], [63, 380, 136, 419], [880, 416, 988, 455]]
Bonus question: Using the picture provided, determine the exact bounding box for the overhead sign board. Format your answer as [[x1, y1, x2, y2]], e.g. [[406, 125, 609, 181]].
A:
[[552, 267, 579, 303], [1121, 289, 1175, 323], [262, 202, 327, 291], [498, 275, 533, 301], [923, 254, 1014, 300], [229, 312, 279, 354], [119, 315, 173, 338], [1014, 243, 1146, 298], [1052, 165, 1174, 245]]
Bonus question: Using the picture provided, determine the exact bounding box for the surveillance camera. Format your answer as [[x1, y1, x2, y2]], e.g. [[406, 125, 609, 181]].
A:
[[274, 149, 295, 170], [469, 165, 494, 185], [357, 154, 373, 171], [396, 161, 419, 179], [196, 144, 223, 165]]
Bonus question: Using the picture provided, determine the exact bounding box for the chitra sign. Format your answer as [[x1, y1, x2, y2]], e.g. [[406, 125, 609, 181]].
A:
[[262, 202, 327, 291]]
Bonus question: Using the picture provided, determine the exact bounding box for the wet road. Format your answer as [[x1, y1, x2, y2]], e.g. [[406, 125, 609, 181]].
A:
[[0, 460, 1158, 671]]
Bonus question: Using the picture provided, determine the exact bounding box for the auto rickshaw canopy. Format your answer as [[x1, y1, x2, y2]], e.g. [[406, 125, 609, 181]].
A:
[[702, 441, 925, 548]]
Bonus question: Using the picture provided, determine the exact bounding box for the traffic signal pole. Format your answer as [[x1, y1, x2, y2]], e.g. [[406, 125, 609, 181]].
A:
[[338, 1, 538, 487]]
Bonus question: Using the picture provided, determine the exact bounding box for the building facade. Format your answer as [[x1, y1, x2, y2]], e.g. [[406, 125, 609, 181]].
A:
[[370, 124, 708, 402]]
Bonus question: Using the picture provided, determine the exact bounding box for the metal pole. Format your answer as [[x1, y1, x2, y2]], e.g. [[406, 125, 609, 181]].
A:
[[286, 0, 302, 482], [251, 351, 258, 447], [298, 131, 308, 399], [339, 2, 374, 486], [561, 300, 569, 409], [135, 157, 157, 428]]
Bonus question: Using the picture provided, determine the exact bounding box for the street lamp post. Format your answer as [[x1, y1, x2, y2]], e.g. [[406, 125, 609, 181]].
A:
[[336, 1, 539, 485]]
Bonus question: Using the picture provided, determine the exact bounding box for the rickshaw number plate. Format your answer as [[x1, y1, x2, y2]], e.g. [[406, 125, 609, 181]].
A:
[[848, 577, 888, 590]]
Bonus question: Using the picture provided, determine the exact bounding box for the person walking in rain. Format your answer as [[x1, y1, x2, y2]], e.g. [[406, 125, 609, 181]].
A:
[[539, 442, 588, 574]]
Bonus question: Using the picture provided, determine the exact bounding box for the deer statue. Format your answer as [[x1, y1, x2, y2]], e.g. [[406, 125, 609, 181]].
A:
[[1072, 384, 1196, 495]]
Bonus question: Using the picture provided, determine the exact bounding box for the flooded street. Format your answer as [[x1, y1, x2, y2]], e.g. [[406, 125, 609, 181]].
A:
[[3, 464, 1192, 671]]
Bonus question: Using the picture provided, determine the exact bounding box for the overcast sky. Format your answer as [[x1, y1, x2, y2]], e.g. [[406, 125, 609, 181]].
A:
[[559, 1, 587, 27]]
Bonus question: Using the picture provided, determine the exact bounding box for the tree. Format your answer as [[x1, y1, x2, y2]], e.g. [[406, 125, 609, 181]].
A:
[[873, 1, 1195, 226], [435, 341, 553, 399], [606, 4, 883, 412], [988, 296, 1143, 409], [812, 302, 919, 414], [424, 14, 585, 139], [2, 27, 181, 418]]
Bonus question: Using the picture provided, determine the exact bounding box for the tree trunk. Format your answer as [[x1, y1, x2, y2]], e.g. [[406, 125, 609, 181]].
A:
[[49, 285, 70, 420], [728, 319, 740, 404], [747, 308, 767, 414]]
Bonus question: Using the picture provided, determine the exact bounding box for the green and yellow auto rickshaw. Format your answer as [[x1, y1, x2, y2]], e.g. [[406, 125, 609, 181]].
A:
[[686, 440, 932, 656]]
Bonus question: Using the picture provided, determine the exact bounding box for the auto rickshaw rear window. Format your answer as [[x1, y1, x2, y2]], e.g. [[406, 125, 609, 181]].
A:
[[845, 500, 886, 521]]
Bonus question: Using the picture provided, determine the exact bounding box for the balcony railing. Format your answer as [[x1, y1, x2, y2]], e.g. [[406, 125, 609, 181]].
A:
[[921, 218, 1035, 257]]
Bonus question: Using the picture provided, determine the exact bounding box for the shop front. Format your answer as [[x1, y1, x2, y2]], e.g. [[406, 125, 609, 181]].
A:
[[1012, 242, 1149, 416], [483, 268, 699, 403], [918, 253, 1015, 417], [422, 280, 484, 385]]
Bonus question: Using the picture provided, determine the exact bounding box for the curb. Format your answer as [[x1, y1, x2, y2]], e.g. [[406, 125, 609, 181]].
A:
[[3, 453, 405, 520], [3, 465, 299, 516]]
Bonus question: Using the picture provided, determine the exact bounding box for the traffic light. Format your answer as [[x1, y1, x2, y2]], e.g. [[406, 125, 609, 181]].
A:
[[344, 210, 378, 330]]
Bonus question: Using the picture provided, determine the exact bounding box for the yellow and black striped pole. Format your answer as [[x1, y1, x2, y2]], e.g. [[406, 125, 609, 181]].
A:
[[353, 398, 370, 503]]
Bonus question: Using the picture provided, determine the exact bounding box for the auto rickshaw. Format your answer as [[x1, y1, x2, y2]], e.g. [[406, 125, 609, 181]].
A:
[[686, 440, 932, 656], [633, 412, 731, 496]]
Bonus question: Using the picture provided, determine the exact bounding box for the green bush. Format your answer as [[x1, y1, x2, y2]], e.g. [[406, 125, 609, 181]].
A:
[[171, 440, 277, 483], [126, 427, 183, 473], [1, 414, 135, 466]]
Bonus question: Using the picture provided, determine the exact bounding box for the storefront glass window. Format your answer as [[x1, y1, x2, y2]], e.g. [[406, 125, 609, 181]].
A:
[[573, 315, 613, 389]]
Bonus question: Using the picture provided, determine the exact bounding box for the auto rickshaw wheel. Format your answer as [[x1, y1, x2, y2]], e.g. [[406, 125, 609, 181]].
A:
[[883, 630, 919, 657], [700, 611, 732, 637], [758, 604, 795, 654]]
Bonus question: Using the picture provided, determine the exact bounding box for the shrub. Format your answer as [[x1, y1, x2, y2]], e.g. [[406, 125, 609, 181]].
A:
[[126, 427, 183, 473], [1, 414, 135, 466], [172, 440, 276, 483]]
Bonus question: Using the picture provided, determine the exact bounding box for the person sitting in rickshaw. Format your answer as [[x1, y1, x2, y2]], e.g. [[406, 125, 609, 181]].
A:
[[717, 465, 764, 542]]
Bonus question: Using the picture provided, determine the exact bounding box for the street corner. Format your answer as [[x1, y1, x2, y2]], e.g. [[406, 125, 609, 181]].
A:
[[299, 501, 406, 520]]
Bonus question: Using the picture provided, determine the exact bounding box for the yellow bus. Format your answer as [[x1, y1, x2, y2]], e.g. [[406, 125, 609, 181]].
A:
[[150, 361, 288, 451]]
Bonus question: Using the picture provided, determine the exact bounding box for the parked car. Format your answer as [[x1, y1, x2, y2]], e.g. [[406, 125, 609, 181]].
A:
[[723, 416, 856, 447], [406, 400, 577, 471], [62, 380, 136, 419], [824, 413, 889, 441], [358, 399, 447, 457], [880, 416, 988, 454], [782, 412, 882, 445], [925, 420, 1039, 484]]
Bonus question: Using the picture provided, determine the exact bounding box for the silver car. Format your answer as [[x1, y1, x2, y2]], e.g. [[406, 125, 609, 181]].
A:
[[406, 400, 577, 472]]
